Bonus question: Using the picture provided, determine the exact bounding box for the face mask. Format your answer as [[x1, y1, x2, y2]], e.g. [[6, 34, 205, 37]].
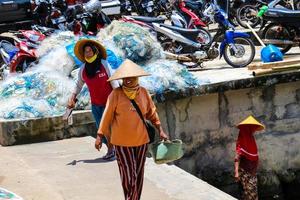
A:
[[85, 52, 98, 63]]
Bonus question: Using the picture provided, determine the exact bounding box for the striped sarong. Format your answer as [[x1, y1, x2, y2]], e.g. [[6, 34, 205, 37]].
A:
[[115, 144, 148, 200]]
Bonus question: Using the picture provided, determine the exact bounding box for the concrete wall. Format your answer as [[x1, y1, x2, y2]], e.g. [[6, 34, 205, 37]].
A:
[[1, 74, 299, 199], [156, 81, 300, 200], [0, 111, 97, 146]]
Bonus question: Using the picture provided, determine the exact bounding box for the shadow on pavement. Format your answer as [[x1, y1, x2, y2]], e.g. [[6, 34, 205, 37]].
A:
[[66, 157, 116, 165]]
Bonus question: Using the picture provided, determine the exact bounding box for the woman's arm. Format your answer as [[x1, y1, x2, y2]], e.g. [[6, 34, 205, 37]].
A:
[[97, 91, 117, 138], [95, 91, 117, 151], [234, 154, 240, 182], [144, 89, 168, 140], [68, 67, 85, 108], [72, 67, 85, 96]]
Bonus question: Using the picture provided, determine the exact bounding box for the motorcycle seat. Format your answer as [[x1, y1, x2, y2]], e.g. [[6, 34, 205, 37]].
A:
[[266, 8, 300, 18], [129, 16, 166, 23], [160, 24, 201, 34], [160, 24, 201, 40], [185, 0, 202, 8]]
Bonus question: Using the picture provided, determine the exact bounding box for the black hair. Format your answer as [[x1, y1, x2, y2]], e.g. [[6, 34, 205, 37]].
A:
[[82, 43, 102, 79]]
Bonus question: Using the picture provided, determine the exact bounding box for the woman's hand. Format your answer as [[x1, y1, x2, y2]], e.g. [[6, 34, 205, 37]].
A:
[[95, 135, 103, 151], [67, 94, 77, 108], [234, 171, 240, 182], [159, 130, 169, 140], [155, 125, 169, 140]]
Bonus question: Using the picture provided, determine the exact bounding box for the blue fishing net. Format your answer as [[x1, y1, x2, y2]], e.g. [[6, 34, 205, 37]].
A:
[[140, 60, 209, 94], [0, 22, 208, 120], [0, 71, 73, 119], [99, 21, 162, 64]]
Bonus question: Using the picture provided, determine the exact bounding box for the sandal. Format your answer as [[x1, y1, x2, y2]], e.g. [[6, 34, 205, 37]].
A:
[[102, 150, 115, 160]]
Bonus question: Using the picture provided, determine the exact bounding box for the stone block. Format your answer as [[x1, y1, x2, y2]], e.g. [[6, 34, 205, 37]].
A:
[[184, 94, 219, 131], [209, 127, 236, 144], [284, 103, 300, 119], [257, 132, 300, 172], [274, 81, 300, 106], [227, 110, 253, 127], [0, 116, 64, 146], [269, 119, 300, 133], [0, 110, 95, 146], [248, 88, 265, 117], [72, 110, 94, 125], [225, 88, 252, 114]]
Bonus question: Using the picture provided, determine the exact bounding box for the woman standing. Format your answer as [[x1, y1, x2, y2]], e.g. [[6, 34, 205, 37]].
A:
[[95, 59, 168, 200], [68, 39, 119, 159], [234, 115, 265, 200]]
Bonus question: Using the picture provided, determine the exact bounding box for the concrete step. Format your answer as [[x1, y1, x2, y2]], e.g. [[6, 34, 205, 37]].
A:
[[0, 136, 236, 200]]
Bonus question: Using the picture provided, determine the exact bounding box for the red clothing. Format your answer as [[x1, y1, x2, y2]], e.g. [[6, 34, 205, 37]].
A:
[[236, 125, 259, 175], [82, 65, 112, 106], [236, 126, 259, 161]]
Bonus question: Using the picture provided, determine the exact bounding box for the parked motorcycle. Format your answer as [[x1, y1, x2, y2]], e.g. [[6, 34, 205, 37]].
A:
[[153, 0, 255, 68], [168, 0, 212, 45], [0, 29, 44, 76], [0, 40, 37, 74], [236, 0, 299, 28], [31, 25, 56, 36], [173, 0, 207, 28], [259, 1, 300, 53], [121, 11, 211, 45], [33, 0, 68, 30], [181, 0, 207, 22], [120, 0, 157, 16], [66, 0, 111, 35]]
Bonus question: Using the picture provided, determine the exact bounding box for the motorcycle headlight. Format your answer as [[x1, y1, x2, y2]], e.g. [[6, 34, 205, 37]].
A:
[[146, 7, 153, 12]]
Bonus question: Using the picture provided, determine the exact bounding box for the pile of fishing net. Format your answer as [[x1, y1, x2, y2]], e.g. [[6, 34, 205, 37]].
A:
[[0, 71, 74, 119], [140, 60, 208, 94], [0, 21, 209, 119], [97, 21, 163, 64]]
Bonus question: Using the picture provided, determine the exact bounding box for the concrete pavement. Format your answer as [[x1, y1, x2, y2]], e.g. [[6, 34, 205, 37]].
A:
[[0, 137, 236, 200]]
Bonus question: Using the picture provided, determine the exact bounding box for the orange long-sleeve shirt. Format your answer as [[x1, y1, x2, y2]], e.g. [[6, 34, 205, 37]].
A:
[[98, 87, 161, 147]]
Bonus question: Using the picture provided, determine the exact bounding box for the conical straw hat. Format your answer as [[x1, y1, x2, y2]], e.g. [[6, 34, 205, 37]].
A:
[[237, 115, 265, 131], [74, 39, 107, 62], [108, 59, 151, 81]]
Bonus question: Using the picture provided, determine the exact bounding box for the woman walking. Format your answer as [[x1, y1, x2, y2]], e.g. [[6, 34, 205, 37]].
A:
[[95, 59, 168, 200], [234, 115, 265, 200], [68, 39, 119, 159]]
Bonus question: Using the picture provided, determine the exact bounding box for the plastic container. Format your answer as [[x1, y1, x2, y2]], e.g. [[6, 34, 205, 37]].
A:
[[149, 139, 184, 164], [261, 44, 283, 63]]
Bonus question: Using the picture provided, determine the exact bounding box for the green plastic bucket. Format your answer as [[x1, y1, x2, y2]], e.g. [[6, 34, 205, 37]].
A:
[[149, 139, 184, 164]]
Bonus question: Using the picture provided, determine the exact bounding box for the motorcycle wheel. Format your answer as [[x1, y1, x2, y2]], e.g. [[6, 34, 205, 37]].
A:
[[16, 58, 36, 73], [262, 24, 293, 54], [223, 37, 255, 68], [194, 25, 212, 46], [296, 2, 300, 10], [161, 40, 179, 54], [236, 4, 260, 28]]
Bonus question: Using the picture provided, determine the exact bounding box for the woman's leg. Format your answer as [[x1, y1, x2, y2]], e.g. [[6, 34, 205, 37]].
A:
[[92, 105, 114, 157], [115, 144, 147, 200], [115, 145, 137, 200], [239, 168, 258, 200], [134, 144, 147, 200]]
